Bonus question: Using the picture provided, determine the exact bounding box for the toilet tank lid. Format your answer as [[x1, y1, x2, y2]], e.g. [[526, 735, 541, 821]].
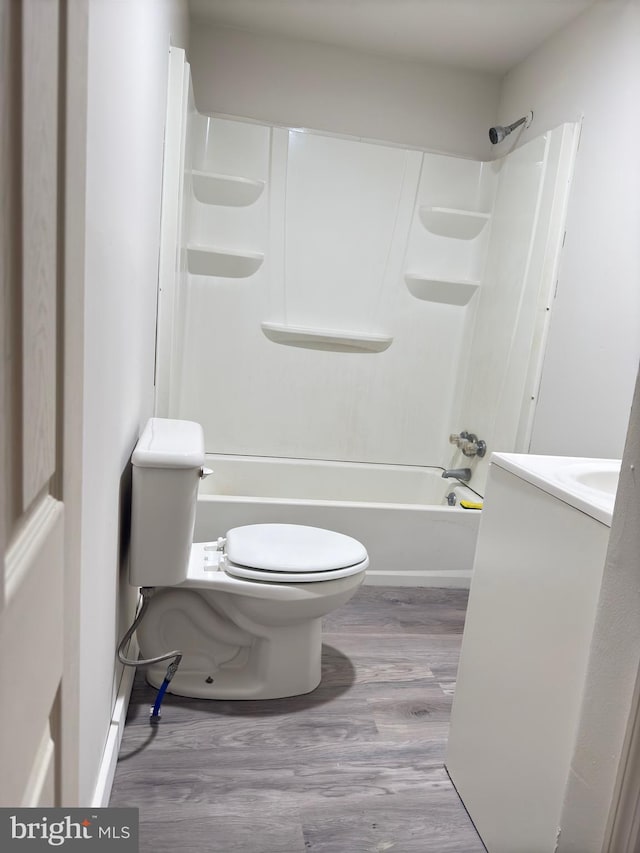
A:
[[132, 418, 205, 469]]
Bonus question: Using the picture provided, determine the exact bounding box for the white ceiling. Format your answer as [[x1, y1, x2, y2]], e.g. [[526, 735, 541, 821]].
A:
[[189, 0, 596, 74]]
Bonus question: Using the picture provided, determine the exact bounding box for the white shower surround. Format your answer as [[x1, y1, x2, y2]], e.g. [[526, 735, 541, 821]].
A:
[[175, 117, 496, 468], [156, 50, 578, 586]]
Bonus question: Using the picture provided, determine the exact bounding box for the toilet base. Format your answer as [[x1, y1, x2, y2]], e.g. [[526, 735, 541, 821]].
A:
[[144, 615, 323, 701], [136, 555, 365, 701]]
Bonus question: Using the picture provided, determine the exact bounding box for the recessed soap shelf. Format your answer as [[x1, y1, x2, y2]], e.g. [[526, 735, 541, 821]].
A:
[[261, 322, 393, 353], [191, 170, 265, 206], [404, 273, 480, 306], [187, 246, 264, 278], [419, 206, 490, 240]]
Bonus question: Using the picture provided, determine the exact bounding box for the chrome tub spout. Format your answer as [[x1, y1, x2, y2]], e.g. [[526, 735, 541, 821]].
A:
[[442, 468, 472, 482]]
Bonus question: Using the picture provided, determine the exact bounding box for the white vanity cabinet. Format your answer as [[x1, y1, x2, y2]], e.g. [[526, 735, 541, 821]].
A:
[[446, 453, 618, 853]]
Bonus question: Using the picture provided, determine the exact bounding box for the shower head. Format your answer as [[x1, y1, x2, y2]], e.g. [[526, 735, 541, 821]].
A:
[[489, 111, 533, 144]]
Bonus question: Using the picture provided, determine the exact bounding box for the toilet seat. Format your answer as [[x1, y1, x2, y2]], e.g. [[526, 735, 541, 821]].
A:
[[223, 557, 369, 584], [223, 523, 369, 583]]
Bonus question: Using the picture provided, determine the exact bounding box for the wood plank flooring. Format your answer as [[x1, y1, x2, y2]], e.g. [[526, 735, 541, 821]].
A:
[[110, 587, 485, 852]]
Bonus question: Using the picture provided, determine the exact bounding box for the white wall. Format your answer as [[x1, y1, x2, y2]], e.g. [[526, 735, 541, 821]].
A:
[[80, 0, 188, 805], [498, 0, 640, 459], [189, 23, 501, 160], [556, 360, 640, 852]]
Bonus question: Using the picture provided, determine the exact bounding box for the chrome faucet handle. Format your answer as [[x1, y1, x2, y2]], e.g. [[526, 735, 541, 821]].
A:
[[450, 431, 487, 458], [449, 432, 469, 446], [461, 435, 487, 458]]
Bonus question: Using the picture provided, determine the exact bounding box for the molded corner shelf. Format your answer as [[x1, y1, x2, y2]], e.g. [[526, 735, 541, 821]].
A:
[[191, 170, 265, 206], [405, 273, 480, 306], [261, 322, 393, 353], [419, 206, 490, 240], [187, 246, 264, 278]]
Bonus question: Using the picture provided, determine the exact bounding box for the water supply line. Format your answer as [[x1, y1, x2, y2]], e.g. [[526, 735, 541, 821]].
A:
[[117, 586, 183, 724]]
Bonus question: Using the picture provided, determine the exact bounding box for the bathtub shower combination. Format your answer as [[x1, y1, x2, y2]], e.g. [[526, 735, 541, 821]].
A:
[[154, 48, 578, 587], [195, 455, 480, 586]]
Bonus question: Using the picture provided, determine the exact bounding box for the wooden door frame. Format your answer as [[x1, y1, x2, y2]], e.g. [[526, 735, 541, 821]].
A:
[[1, 0, 86, 807], [59, 0, 89, 806]]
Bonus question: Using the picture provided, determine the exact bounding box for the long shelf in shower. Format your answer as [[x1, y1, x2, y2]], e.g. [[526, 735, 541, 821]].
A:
[[187, 245, 264, 278], [404, 273, 480, 306], [261, 322, 393, 353], [191, 170, 265, 206], [419, 206, 490, 239]]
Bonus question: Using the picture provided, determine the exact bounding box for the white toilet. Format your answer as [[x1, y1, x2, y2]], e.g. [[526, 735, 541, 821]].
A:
[[129, 417, 368, 700]]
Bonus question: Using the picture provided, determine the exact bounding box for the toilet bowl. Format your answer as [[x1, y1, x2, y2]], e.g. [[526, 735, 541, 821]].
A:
[[129, 418, 368, 700]]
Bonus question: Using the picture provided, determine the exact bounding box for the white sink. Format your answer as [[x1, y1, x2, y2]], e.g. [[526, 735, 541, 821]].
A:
[[490, 454, 621, 526], [557, 462, 620, 497]]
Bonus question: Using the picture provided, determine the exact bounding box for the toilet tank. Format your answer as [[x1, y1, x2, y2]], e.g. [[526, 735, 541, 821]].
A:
[[130, 418, 205, 587]]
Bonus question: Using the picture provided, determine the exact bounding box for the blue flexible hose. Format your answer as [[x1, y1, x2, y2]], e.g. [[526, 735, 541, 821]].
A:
[[150, 656, 182, 722], [151, 678, 170, 720]]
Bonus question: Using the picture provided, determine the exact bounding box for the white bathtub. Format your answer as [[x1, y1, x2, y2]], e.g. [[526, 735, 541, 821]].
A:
[[195, 455, 482, 587]]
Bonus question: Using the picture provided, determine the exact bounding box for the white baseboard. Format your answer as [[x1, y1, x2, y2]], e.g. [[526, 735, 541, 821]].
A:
[[91, 637, 138, 808], [364, 570, 472, 588]]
